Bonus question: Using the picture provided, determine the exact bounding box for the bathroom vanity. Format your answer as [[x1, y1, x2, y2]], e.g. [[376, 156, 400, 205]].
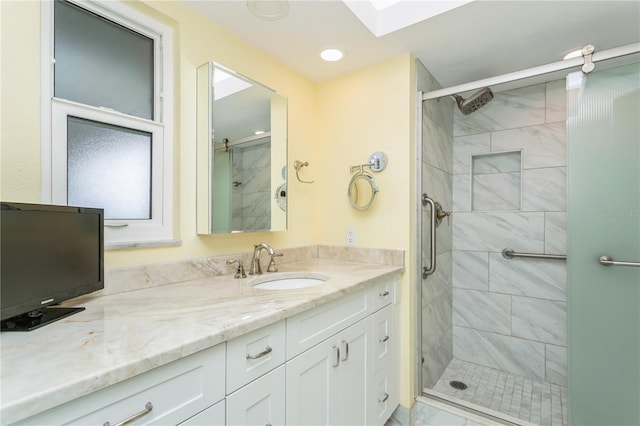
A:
[[1, 257, 402, 425]]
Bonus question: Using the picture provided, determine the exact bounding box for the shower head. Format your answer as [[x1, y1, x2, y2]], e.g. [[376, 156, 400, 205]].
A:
[[453, 87, 493, 115]]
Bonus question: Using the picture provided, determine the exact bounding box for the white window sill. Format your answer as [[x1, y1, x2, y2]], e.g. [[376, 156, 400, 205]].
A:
[[105, 239, 182, 250]]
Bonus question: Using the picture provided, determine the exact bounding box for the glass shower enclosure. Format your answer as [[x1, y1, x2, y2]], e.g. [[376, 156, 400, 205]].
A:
[[417, 58, 639, 426]]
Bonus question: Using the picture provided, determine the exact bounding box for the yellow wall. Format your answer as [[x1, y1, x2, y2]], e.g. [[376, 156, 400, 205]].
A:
[[314, 54, 416, 405], [0, 0, 416, 408]]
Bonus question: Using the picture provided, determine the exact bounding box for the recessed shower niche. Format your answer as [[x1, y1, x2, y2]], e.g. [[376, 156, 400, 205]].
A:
[[471, 150, 522, 211]]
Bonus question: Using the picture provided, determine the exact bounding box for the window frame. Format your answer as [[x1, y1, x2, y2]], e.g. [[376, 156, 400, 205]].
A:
[[41, 0, 175, 247]]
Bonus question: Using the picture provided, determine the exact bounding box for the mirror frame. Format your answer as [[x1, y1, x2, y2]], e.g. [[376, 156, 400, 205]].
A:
[[196, 62, 288, 234]]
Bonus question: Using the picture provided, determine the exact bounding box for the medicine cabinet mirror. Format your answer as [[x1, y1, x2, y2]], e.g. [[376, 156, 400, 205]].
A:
[[196, 62, 288, 234]]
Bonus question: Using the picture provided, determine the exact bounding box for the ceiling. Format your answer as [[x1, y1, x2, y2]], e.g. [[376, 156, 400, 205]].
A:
[[181, 0, 640, 89]]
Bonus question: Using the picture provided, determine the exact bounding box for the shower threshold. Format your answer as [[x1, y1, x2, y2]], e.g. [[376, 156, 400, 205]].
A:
[[423, 359, 567, 426]]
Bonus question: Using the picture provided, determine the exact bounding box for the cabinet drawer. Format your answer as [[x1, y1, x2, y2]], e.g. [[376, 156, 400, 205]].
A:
[[367, 368, 398, 426], [226, 320, 286, 394], [372, 279, 395, 312], [226, 365, 285, 426], [15, 344, 225, 426], [372, 304, 393, 374], [179, 400, 225, 425], [286, 290, 370, 358]]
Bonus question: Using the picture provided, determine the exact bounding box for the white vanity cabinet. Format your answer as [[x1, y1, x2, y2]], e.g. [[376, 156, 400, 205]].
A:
[[9, 275, 400, 426], [14, 344, 226, 426], [226, 365, 285, 425], [225, 320, 287, 426], [285, 277, 398, 426]]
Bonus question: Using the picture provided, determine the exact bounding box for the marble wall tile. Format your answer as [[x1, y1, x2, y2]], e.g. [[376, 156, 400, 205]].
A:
[[423, 289, 452, 345], [453, 174, 471, 212], [522, 167, 566, 212], [422, 328, 453, 389], [472, 172, 521, 211], [453, 84, 546, 137], [453, 326, 546, 380], [453, 133, 491, 174], [422, 163, 453, 209], [452, 212, 544, 252], [544, 212, 567, 254], [423, 96, 455, 136], [489, 253, 566, 301], [421, 207, 452, 256], [423, 252, 452, 304], [545, 344, 568, 386], [242, 166, 270, 194], [512, 296, 566, 345], [546, 79, 566, 124], [452, 289, 511, 334], [423, 118, 453, 174], [452, 250, 489, 291], [491, 122, 566, 169], [473, 151, 521, 174]]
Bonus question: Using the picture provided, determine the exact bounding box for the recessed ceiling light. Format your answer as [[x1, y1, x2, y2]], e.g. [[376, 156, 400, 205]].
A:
[[320, 49, 344, 62], [247, 1, 289, 21]]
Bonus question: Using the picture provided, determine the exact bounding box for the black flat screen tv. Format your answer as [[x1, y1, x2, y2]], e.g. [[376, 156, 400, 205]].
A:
[[1, 202, 104, 331]]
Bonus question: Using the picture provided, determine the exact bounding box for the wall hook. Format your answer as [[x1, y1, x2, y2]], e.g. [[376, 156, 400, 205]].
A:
[[293, 160, 314, 184]]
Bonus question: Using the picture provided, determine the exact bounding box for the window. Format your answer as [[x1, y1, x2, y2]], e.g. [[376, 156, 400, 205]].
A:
[[42, 0, 174, 247]]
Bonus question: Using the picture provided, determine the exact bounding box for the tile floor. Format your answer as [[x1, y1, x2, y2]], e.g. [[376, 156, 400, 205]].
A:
[[431, 358, 567, 426]]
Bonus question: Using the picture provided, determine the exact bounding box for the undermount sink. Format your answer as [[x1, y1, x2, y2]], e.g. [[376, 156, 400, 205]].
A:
[[250, 272, 329, 290]]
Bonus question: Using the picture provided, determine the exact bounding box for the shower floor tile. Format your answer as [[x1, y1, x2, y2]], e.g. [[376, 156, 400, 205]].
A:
[[432, 358, 567, 426]]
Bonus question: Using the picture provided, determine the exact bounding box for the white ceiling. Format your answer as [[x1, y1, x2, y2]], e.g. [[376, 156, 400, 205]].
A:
[[181, 0, 640, 89]]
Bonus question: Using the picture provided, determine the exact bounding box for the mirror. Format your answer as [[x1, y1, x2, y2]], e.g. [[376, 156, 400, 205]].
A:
[[348, 172, 379, 210], [197, 62, 287, 234]]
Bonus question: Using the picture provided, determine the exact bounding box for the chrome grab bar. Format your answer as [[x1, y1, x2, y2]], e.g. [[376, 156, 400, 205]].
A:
[[422, 194, 437, 278], [502, 248, 567, 261], [599, 255, 640, 268]]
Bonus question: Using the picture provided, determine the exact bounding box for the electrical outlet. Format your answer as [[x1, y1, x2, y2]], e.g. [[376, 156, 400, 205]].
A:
[[346, 228, 356, 246]]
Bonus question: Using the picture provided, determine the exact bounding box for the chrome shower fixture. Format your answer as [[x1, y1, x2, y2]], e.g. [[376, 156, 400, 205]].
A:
[[453, 87, 493, 115]]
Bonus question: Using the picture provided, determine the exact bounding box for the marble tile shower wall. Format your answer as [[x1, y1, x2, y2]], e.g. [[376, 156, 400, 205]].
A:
[[421, 72, 455, 389], [451, 81, 567, 386], [232, 142, 271, 231]]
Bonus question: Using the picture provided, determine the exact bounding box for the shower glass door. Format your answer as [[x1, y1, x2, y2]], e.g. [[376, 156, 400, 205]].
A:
[[566, 61, 640, 425]]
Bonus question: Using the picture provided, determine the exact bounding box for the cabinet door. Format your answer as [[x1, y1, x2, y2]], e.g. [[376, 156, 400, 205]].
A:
[[372, 304, 393, 374], [335, 317, 372, 426], [226, 365, 285, 426], [179, 400, 225, 426], [285, 338, 339, 425]]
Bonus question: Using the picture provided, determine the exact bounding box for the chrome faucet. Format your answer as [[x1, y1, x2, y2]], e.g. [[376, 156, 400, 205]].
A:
[[249, 243, 275, 275]]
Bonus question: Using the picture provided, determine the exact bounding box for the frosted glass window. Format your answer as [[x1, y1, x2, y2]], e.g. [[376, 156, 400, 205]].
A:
[[67, 117, 152, 220], [54, 1, 154, 120]]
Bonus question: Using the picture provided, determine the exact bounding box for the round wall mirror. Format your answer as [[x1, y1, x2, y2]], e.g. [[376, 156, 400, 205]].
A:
[[348, 173, 379, 210]]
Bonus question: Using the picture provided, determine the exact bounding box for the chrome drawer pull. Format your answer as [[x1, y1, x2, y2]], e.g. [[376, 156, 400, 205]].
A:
[[246, 345, 272, 360], [332, 345, 340, 367], [104, 402, 153, 426], [599, 255, 640, 268], [380, 290, 390, 297], [379, 335, 390, 343], [378, 393, 389, 403], [341, 340, 349, 361]]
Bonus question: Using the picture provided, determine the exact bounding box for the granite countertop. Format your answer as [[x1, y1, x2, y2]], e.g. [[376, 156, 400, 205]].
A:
[[0, 258, 403, 424]]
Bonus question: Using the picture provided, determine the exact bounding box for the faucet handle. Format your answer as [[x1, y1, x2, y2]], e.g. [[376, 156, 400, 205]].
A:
[[267, 253, 284, 273], [226, 259, 247, 279]]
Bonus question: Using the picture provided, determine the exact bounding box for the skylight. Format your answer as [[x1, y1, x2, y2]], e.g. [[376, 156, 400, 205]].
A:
[[343, 0, 475, 37]]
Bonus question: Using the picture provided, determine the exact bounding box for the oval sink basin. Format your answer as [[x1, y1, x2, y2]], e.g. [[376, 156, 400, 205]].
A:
[[250, 272, 329, 290]]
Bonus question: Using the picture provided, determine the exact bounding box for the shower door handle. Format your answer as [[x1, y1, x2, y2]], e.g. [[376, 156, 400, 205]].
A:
[[422, 194, 437, 278], [599, 255, 640, 268]]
